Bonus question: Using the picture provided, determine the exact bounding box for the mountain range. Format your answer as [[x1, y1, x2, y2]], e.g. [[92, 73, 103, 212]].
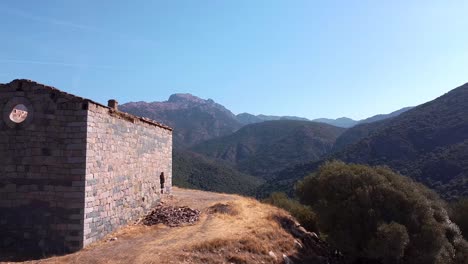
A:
[[333, 83, 468, 199], [192, 120, 345, 179], [237, 107, 413, 128], [120, 94, 242, 147], [236, 113, 310, 125], [121, 94, 412, 147], [120, 83, 467, 201], [261, 82, 468, 200]]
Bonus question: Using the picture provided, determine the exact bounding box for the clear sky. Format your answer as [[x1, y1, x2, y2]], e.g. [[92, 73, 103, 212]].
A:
[[1, 1, 467, 120]]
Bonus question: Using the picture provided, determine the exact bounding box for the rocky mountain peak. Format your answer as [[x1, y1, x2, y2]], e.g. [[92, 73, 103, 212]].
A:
[[168, 93, 206, 104]]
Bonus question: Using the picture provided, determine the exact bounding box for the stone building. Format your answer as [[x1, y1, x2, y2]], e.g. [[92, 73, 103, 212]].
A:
[[0, 79, 172, 255]]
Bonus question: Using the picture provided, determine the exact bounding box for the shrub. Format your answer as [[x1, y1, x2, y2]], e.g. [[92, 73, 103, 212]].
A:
[[450, 198, 468, 239], [296, 161, 468, 264], [263, 192, 318, 232]]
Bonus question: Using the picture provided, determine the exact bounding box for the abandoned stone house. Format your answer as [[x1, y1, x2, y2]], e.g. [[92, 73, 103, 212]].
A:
[[0, 79, 173, 255]]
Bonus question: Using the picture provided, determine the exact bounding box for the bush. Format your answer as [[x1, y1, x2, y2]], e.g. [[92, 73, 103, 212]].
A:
[[450, 198, 468, 239], [296, 161, 468, 264], [366, 222, 409, 264], [263, 192, 318, 232]]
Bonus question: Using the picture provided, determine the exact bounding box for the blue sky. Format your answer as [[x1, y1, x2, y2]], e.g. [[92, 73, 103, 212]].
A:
[[1, 1, 467, 120]]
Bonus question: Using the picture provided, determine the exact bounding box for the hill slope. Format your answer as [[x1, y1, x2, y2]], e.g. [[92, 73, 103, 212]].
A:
[[192, 120, 345, 179], [332, 106, 414, 151], [264, 82, 468, 200], [312, 117, 358, 128], [236, 113, 310, 125], [14, 188, 342, 264], [358, 106, 413, 124], [120, 94, 242, 147], [312, 107, 412, 128], [173, 150, 264, 195], [332, 119, 391, 152], [335, 83, 468, 199]]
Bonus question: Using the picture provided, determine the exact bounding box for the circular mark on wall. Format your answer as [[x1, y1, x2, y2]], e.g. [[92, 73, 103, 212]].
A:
[[2, 97, 34, 128], [9, 104, 29, 123]]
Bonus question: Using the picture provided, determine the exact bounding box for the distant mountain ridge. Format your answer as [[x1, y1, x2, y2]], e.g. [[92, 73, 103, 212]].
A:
[[236, 113, 309, 125], [120, 93, 242, 147], [121, 93, 412, 142], [260, 82, 468, 200], [312, 117, 358, 128], [238, 107, 412, 128], [333, 83, 468, 199], [358, 106, 414, 124]]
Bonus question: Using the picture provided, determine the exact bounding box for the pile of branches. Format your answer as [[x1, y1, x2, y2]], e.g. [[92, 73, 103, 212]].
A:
[[142, 205, 200, 227]]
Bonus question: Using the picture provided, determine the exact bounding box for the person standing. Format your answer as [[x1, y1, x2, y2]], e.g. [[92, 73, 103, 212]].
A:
[[160, 172, 165, 194]]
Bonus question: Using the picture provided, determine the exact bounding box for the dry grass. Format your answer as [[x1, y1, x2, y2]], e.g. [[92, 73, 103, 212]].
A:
[[10, 188, 299, 264], [207, 202, 240, 216]]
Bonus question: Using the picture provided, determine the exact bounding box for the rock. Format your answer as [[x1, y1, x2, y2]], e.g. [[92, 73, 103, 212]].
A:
[[269, 251, 277, 261], [283, 254, 293, 264], [294, 240, 303, 249], [297, 226, 308, 234]]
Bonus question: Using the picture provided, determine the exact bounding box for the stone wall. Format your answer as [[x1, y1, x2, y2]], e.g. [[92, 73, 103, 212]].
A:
[[83, 103, 172, 246], [0, 80, 88, 255], [0, 80, 173, 256]]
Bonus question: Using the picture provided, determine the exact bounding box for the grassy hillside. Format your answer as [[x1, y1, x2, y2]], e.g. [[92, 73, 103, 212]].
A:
[[192, 120, 345, 179], [173, 150, 264, 195]]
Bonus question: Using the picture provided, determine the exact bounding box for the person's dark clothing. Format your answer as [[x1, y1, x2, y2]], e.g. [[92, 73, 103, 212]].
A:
[[160, 172, 165, 194]]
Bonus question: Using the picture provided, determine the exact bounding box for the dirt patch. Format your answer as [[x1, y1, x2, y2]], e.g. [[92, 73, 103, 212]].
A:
[[142, 204, 200, 227], [10, 188, 339, 264], [207, 202, 239, 216]]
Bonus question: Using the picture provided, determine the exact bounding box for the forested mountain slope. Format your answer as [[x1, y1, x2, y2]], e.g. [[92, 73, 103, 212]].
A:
[[173, 150, 264, 195], [260, 83, 468, 200], [192, 120, 345, 179]]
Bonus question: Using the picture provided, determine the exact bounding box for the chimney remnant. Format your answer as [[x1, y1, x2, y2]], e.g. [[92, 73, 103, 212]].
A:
[[108, 99, 118, 111]]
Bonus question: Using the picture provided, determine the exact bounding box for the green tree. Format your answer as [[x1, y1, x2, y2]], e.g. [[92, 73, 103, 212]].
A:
[[366, 222, 409, 264], [263, 192, 318, 232], [296, 161, 468, 264], [450, 198, 468, 239]]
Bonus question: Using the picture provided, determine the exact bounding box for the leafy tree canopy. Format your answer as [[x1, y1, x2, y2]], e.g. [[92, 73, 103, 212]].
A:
[[297, 161, 468, 264]]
